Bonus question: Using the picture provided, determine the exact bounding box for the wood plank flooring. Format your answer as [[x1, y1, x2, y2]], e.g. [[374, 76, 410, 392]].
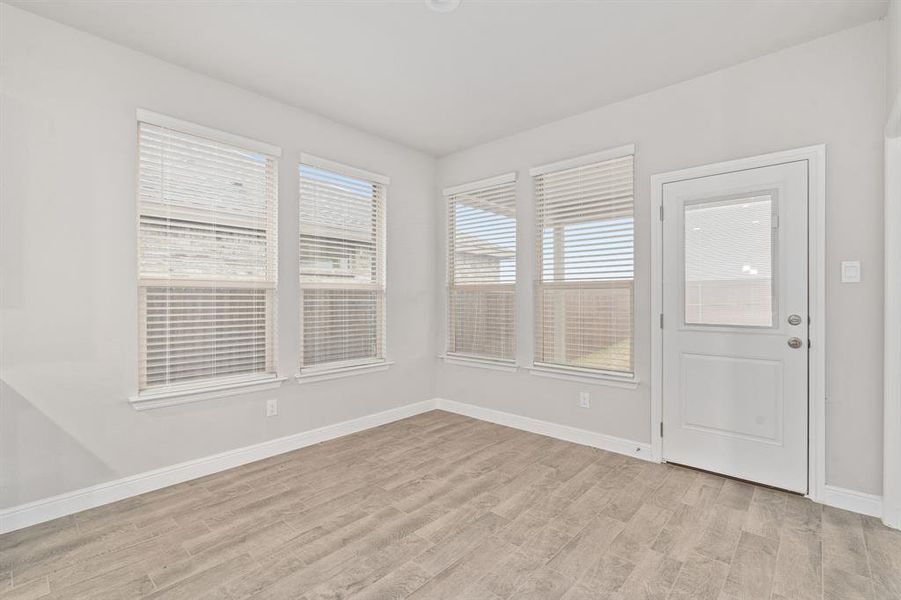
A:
[[2, 410, 900, 599]]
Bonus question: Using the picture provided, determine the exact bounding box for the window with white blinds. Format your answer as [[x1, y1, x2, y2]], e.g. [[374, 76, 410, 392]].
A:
[[137, 113, 280, 392], [445, 174, 517, 362], [299, 156, 387, 372], [532, 146, 634, 376]]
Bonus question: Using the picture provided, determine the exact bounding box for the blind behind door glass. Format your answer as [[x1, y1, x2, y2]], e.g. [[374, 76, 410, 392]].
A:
[[684, 195, 775, 327]]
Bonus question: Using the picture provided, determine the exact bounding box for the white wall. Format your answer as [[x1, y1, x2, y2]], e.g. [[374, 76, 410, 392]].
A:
[[889, 0, 900, 115], [0, 5, 437, 508], [436, 22, 886, 495]]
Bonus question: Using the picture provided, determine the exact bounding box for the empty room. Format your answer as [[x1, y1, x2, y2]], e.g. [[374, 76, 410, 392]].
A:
[[2, 0, 901, 598]]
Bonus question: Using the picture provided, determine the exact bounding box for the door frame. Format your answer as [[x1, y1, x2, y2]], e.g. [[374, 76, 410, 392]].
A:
[[884, 93, 901, 529], [650, 145, 826, 502]]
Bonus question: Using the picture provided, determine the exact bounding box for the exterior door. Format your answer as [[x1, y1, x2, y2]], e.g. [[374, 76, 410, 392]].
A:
[[662, 160, 808, 493]]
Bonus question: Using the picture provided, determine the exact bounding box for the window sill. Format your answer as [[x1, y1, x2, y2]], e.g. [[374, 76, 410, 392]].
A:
[[295, 360, 393, 383], [528, 365, 639, 389], [129, 375, 287, 410], [440, 354, 519, 373]]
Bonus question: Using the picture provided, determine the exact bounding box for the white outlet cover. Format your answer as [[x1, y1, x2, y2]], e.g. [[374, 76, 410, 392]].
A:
[[841, 261, 861, 283], [266, 398, 278, 416], [579, 392, 590, 408]]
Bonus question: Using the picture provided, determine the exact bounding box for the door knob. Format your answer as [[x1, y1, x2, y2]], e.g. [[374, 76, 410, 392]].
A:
[[787, 337, 803, 349]]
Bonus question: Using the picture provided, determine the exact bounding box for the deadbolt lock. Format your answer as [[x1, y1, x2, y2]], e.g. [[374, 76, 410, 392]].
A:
[[788, 314, 802, 326]]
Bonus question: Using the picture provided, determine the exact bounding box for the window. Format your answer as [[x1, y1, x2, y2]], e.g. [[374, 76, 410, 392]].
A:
[[532, 146, 634, 376], [684, 195, 775, 327], [137, 112, 280, 394], [445, 174, 517, 362], [298, 155, 387, 372]]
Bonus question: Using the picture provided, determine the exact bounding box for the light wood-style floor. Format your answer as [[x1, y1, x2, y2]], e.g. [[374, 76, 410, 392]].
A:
[[2, 410, 900, 600]]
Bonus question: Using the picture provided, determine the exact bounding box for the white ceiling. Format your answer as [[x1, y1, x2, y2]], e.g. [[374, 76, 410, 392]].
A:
[[11, 0, 887, 156]]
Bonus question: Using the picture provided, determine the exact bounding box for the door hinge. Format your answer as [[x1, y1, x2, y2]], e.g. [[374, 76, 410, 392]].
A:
[[659, 205, 664, 221], [660, 422, 664, 437], [659, 313, 664, 329]]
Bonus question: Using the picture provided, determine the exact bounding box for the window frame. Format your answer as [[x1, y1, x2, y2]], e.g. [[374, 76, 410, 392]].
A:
[[443, 172, 518, 367], [529, 144, 637, 385], [130, 110, 284, 408], [295, 153, 390, 381]]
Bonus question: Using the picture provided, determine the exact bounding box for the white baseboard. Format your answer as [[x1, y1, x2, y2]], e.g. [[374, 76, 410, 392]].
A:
[[434, 398, 653, 462], [3, 396, 889, 534], [435, 399, 896, 524], [0, 400, 435, 534], [818, 484, 884, 519]]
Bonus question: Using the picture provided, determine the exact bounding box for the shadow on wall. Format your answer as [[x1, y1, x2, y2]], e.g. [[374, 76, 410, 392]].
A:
[[0, 379, 115, 509]]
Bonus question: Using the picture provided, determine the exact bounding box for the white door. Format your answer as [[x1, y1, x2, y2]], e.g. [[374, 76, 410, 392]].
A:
[[662, 160, 808, 493]]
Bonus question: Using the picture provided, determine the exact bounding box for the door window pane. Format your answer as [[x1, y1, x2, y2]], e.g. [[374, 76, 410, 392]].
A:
[[684, 196, 774, 327]]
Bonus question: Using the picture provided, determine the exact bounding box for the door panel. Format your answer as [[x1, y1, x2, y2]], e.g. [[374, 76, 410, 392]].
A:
[[680, 353, 783, 443], [662, 160, 808, 493]]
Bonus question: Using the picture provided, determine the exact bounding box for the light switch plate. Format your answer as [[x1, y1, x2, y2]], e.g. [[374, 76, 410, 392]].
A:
[[841, 261, 861, 283]]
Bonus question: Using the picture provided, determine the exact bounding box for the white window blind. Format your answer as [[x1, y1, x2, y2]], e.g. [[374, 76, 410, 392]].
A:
[[445, 174, 517, 362], [299, 158, 387, 371], [137, 118, 279, 392], [533, 148, 634, 375]]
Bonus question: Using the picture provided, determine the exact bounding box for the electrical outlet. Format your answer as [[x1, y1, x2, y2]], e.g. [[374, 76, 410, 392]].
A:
[[579, 392, 590, 409], [266, 398, 278, 417]]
